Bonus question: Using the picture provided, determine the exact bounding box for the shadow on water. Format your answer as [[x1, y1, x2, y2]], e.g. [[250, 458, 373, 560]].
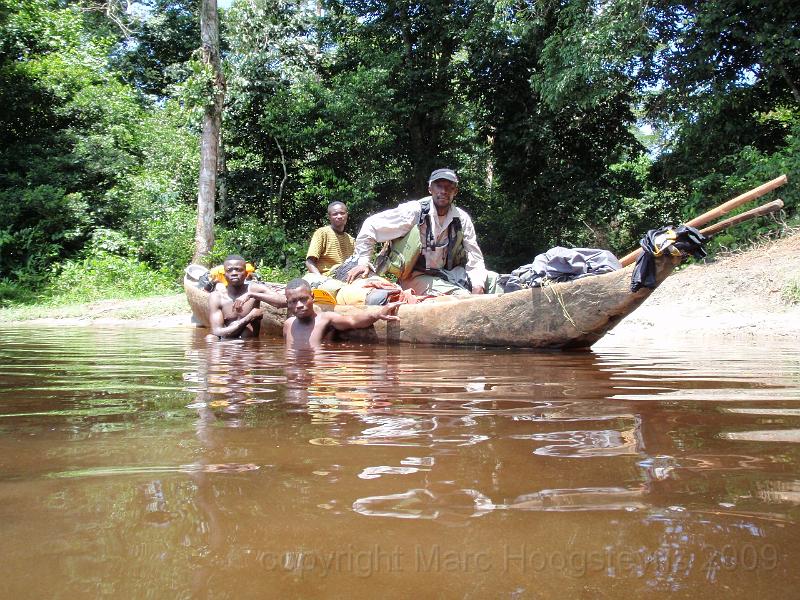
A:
[[0, 326, 799, 597]]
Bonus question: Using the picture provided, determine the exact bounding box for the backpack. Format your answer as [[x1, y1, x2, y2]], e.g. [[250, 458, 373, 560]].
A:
[[374, 199, 432, 279]]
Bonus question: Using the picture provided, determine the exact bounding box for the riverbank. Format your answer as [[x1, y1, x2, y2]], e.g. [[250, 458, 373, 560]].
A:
[[3, 231, 800, 339], [598, 229, 800, 344], [0, 292, 193, 329]]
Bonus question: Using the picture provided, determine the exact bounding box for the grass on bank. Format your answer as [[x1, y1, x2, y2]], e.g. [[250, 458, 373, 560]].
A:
[[0, 293, 191, 322], [0, 251, 299, 322], [783, 280, 800, 305]]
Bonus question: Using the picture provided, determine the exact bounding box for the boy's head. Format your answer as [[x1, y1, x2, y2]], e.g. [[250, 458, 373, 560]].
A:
[[327, 201, 348, 233], [223, 255, 247, 286], [285, 278, 314, 319]]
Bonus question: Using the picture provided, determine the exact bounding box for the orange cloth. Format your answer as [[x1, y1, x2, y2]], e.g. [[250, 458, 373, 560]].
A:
[[336, 277, 396, 305], [209, 263, 256, 286]]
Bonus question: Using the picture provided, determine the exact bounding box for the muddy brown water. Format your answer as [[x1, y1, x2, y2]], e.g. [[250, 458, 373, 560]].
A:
[[0, 326, 798, 598]]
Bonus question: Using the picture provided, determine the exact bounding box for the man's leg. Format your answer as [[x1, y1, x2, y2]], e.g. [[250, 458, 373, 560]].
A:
[[484, 271, 503, 294], [402, 272, 471, 296]]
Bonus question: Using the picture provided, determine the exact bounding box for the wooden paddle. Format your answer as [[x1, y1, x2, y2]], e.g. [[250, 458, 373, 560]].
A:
[[619, 174, 788, 266], [618, 198, 784, 267], [698, 199, 784, 237]]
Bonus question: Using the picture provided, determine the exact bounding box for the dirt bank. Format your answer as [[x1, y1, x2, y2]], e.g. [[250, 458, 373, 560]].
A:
[[1, 293, 195, 329], [6, 231, 800, 340], [599, 230, 800, 344]]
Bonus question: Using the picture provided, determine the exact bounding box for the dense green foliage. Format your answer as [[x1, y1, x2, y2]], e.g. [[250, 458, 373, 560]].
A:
[[1, 0, 797, 305]]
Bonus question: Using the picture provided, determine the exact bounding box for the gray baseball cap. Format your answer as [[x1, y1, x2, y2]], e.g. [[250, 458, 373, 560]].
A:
[[428, 168, 459, 184]]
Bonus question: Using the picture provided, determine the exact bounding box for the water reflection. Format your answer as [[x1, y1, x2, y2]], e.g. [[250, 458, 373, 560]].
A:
[[0, 326, 799, 596]]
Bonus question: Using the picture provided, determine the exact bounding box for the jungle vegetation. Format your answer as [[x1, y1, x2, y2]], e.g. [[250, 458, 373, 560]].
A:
[[1, 0, 797, 306]]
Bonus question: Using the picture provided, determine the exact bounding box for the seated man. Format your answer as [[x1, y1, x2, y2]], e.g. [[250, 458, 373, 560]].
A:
[[345, 168, 495, 296], [208, 255, 287, 339], [283, 278, 399, 348], [305, 201, 355, 276]]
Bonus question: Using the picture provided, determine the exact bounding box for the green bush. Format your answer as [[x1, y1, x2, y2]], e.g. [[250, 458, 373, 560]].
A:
[[211, 218, 306, 278], [0, 185, 92, 280], [682, 108, 799, 251], [0, 279, 39, 307], [134, 200, 196, 279], [43, 249, 177, 305]]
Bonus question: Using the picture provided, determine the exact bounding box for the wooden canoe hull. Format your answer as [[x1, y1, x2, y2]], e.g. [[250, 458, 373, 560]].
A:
[[338, 256, 680, 349], [184, 255, 679, 349]]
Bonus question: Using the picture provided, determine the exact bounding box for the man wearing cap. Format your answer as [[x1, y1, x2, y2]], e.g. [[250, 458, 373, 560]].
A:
[[345, 168, 495, 296]]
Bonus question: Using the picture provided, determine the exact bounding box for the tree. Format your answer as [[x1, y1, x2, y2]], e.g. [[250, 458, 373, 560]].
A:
[[112, 0, 200, 98], [192, 0, 224, 264], [324, 0, 478, 195], [459, 0, 645, 265], [0, 0, 143, 279]]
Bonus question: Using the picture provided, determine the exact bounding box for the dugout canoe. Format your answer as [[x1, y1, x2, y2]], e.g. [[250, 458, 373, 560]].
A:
[[183, 254, 680, 349]]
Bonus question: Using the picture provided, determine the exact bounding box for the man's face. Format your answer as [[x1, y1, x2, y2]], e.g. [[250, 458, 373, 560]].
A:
[[428, 179, 458, 213], [286, 287, 315, 319], [328, 204, 348, 233], [224, 260, 247, 286]]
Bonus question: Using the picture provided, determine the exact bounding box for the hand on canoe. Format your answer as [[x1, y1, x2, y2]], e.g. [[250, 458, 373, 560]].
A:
[[346, 264, 370, 283], [377, 302, 401, 322]]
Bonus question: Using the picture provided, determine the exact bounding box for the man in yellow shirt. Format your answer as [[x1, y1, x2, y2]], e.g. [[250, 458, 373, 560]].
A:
[[305, 201, 355, 276]]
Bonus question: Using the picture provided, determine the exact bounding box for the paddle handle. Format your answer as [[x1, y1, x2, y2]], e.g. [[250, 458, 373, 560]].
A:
[[699, 199, 784, 237], [686, 174, 787, 227], [619, 174, 788, 266]]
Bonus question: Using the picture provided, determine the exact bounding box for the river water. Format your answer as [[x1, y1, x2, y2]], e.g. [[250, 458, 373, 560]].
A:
[[0, 326, 798, 598]]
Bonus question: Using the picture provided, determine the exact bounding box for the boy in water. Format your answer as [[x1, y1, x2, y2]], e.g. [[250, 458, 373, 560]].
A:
[[283, 278, 400, 347], [208, 255, 287, 339]]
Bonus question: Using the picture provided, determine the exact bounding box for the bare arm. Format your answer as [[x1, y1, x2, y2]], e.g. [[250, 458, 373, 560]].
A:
[[212, 307, 264, 338], [352, 201, 421, 268], [210, 292, 264, 338], [305, 228, 325, 275], [232, 283, 288, 311], [282, 316, 293, 339], [327, 302, 401, 331], [305, 256, 321, 275]]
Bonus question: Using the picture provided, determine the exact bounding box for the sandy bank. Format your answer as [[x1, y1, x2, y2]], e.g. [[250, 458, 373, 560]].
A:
[[598, 231, 800, 345]]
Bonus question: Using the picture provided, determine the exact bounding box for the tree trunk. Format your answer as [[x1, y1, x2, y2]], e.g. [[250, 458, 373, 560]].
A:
[[274, 136, 287, 226], [193, 0, 225, 265], [216, 128, 228, 221]]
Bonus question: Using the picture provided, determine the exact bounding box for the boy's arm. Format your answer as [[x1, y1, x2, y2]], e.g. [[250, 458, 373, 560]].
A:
[[305, 228, 324, 275], [283, 317, 293, 339], [305, 257, 321, 275], [327, 302, 401, 331], [232, 283, 288, 311], [208, 293, 227, 336], [210, 293, 264, 338]]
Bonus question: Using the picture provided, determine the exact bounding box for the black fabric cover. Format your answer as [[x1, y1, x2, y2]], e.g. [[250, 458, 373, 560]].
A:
[[630, 225, 707, 292]]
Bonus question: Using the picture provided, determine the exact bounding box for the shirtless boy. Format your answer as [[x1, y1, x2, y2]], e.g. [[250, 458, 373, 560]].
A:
[[208, 255, 288, 339], [283, 278, 400, 347]]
